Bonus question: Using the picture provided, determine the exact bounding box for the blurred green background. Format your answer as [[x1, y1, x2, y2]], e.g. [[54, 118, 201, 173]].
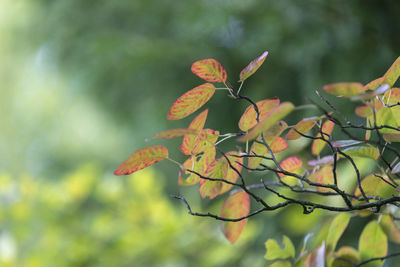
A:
[[1, 0, 400, 266]]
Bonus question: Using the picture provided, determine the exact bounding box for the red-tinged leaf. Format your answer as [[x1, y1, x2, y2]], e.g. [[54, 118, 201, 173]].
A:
[[383, 56, 400, 87], [180, 109, 208, 155], [168, 83, 215, 120], [383, 133, 400, 143], [380, 214, 400, 244], [220, 191, 250, 243], [263, 120, 288, 141], [220, 151, 243, 194], [238, 102, 294, 142], [323, 82, 366, 97], [392, 161, 400, 174], [191, 59, 227, 83], [151, 128, 199, 139], [359, 221, 388, 266], [238, 98, 280, 131], [308, 165, 334, 192], [308, 155, 335, 167], [311, 120, 335, 155], [268, 137, 288, 154], [192, 129, 219, 154], [384, 88, 400, 125], [278, 156, 303, 179], [239, 51, 268, 82], [340, 145, 380, 160], [364, 76, 384, 91], [355, 105, 373, 118], [114, 145, 168, 175], [354, 174, 396, 200], [286, 119, 316, 140], [331, 140, 363, 148], [199, 158, 228, 199], [248, 137, 288, 169]]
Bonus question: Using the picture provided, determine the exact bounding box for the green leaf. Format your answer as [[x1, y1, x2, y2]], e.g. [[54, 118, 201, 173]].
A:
[[340, 145, 379, 160], [264, 235, 295, 260], [270, 261, 292, 267], [168, 83, 215, 120], [238, 102, 294, 142], [191, 58, 227, 82], [114, 145, 168, 175], [239, 51, 268, 82], [383, 56, 400, 87], [220, 191, 250, 244], [359, 221, 388, 267], [331, 246, 361, 267], [380, 214, 400, 244], [326, 213, 351, 253], [323, 82, 366, 97]]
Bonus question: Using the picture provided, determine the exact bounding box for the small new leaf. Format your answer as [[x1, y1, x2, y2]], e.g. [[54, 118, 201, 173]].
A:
[[114, 145, 168, 175], [239, 51, 268, 82]]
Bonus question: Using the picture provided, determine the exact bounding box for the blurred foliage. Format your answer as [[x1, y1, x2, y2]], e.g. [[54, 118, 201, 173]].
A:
[[1, 0, 400, 266]]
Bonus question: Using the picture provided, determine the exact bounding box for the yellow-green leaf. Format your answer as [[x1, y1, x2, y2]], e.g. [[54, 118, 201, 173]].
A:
[[270, 261, 292, 267], [340, 145, 379, 160], [238, 102, 294, 142], [326, 213, 351, 253], [331, 246, 361, 267], [199, 158, 228, 199], [380, 214, 400, 244], [248, 137, 288, 169], [239, 51, 268, 82], [286, 119, 316, 140], [151, 128, 199, 139], [323, 82, 366, 97], [383, 56, 400, 87], [114, 145, 168, 175], [311, 120, 335, 155], [191, 58, 227, 83], [180, 109, 208, 155], [264, 235, 295, 260], [359, 221, 388, 267], [308, 165, 334, 192], [168, 83, 215, 120], [238, 98, 280, 131], [220, 191, 250, 244]]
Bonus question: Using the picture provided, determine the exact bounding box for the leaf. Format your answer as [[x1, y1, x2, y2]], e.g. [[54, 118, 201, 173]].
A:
[[238, 102, 294, 142], [286, 119, 316, 140], [192, 129, 219, 155], [278, 156, 303, 180], [380, 214, 400, 244], [326, 213, 351, 253], [263, 120, 289, 141], [114, 145, 168, 175], [354, 174, 396, 199], [392, 161, 400, 174], [308, 165, 334, 192], [383, 56, 400, 87], [311, 120, 335, 155], [199, 158, 228, 199], [340, 145, 380, 160], [270, 261, 292, 267], [364, 77, 384, 91], [220, 191, 250, 244], [238, 98, 280, 131], [191, 58, 227, 83], [383, 133, 400, 143], [264, 235, 295, 260], [248, 137, 288, 169], [331, 140, 363, 148], [180, 109, 208, 155], [239, 51, 268, 82], [151, 128, 199, 139], [355, 105, 373, 118], [331, 246, 361, 267], [220, 151, 243, 194], [359, 221, 388, 267], [308, 155, 335, 167], [168, 83, 215, 120], [303, 243, 325, 267], [323, 82, 366, 97]]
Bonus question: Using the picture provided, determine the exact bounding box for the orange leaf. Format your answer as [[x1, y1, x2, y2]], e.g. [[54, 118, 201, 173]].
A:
[[199, 158, 228, 199], [286, 119, 316, 140], [355, 105, 373, 118], [308, 165, 334, 192], [364, 77, 384, 91], [238, 98, 280, 131], [179, 147, 216, 186], [114, 145, 168, 175], [238, 102, 294, 142], [180, 109, 208, 155], [278, 156, 303, 178], [263, 121, 288, 141], [383, 56, 400, 87], [191, 59, 227, 83], [239, 51, 268, 82], [311, 120, 335, 155], [323, 82, 366, 97], [220, 191, 250, 243], [220, 151, 244, 194], [151, 128, 199, 139], [168, 83, 215, 120], [268, 137, 288, 154]]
